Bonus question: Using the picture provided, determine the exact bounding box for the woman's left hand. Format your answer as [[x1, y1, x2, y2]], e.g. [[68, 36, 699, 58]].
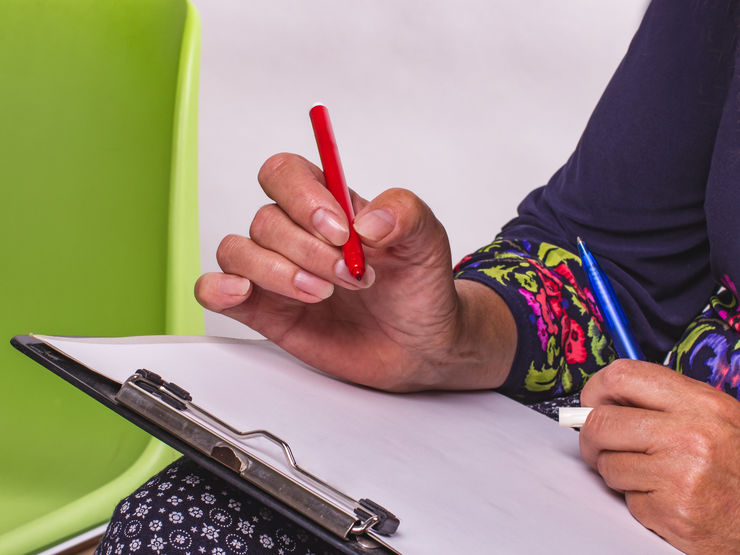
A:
[[580, 360, 740, 554]]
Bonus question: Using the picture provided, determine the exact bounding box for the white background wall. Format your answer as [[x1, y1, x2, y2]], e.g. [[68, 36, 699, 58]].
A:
[[193, 0, 647, 338]]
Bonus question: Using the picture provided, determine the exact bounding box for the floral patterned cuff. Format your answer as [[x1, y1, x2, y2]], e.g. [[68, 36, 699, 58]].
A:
[[454, 237, 616, 402], [667, 279, 740, 400]]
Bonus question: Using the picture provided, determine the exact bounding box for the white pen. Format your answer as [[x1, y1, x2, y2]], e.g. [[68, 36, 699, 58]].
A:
[[558, 406, 593, 428]]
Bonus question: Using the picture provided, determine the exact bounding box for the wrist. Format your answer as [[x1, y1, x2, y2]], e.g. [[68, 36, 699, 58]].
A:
[[422, 279, 517, 390]]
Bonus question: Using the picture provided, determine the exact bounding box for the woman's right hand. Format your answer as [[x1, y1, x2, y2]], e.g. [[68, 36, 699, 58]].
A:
[[195, 153, 516, 392]]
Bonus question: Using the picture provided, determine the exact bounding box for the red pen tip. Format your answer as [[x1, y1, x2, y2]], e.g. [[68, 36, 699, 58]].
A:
[[350, 266, 364, 280]]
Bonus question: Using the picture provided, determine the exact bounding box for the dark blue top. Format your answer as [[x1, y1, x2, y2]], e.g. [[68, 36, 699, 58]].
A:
[[500, 0, 740, 362]]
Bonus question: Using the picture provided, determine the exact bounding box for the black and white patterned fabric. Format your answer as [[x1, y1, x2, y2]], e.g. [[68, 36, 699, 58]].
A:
[[95, 457, 340, 554]]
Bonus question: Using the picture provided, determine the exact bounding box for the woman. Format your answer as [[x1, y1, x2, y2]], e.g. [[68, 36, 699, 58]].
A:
[[98, 1, 740, 553]]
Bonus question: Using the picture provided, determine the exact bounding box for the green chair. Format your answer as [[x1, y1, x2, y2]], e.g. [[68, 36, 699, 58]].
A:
[[0, 0, 204, 552]]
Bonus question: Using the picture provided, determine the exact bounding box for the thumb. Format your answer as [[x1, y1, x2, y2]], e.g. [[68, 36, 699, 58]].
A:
[[353, 188, 450, 261]]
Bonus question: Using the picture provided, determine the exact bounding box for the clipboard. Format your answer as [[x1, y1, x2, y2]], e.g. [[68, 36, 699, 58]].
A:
[[11, 335, 397, 554], [11, 333, 681, 554]]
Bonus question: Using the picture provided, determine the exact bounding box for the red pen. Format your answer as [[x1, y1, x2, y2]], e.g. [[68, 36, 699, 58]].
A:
[[309, 104, 366, 280]]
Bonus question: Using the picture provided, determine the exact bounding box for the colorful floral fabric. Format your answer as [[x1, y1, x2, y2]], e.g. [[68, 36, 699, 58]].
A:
[[456, 239, 740, 406], [454, 237, 616, 402], [667, 277, 740, 399]]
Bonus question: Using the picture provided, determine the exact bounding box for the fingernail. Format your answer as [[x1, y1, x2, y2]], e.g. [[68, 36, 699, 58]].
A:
[[353, 209, 395, 242], [335, 259, 376, 288], [218, 275, 251, 296], [294, 270, 334, 299], [312, 208, 348, 246]]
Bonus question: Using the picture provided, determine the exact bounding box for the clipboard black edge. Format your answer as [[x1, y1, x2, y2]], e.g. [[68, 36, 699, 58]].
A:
[[11, 335, 389, 555]]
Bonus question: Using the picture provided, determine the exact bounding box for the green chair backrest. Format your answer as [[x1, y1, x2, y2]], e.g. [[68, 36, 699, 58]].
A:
[[0, 0, 203, 552]]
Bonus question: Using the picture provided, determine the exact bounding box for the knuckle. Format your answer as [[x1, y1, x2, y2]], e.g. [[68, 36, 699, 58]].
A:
[[670, 502, 703, 543], [386, 187, 443, 242], [390, 187, 428, 217], [388, 187, 418, 202], [705, 389, 737, 420], [258, 152, 292, 185], [583, 405, 609, 438], [265, 257, 284, 281], [625, 494, 664, 539], [683, 428, 715, 462], [216, 234, 244, 269], [579, 379, 595, 406], [625, 493, 704, 546], [250, 204, 279, 240], [595, 453, 611, 482], [624, 493, 648, 524], [671, 437, 714, 500], [677, 472, 703, 506], [599, 359, 632, 389]]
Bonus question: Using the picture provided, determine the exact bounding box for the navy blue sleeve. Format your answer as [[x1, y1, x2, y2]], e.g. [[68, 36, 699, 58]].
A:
[[499, 0, 738, 361]]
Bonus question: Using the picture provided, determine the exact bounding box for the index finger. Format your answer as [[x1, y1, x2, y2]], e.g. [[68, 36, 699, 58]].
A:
[[257, 153, 351, 246], [581, 359, 705, 413], [578, 404, 671, 469]]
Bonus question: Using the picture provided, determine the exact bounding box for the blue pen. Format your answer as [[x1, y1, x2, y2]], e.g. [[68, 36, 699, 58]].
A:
[[577, 237, 644, 360]]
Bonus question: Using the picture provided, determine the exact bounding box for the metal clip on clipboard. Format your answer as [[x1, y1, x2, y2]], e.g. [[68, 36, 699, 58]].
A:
[[114, 369, 400, 544]]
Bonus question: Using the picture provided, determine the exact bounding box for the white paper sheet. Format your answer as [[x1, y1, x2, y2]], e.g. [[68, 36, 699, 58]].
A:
[[35, 334, 678, 554]]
